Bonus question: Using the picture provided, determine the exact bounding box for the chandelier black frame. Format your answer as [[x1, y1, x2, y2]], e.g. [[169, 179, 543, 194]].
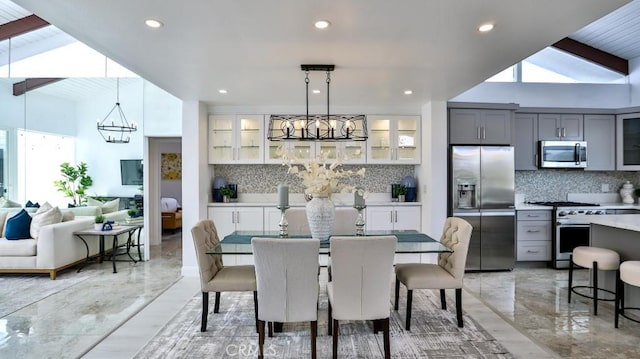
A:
[[97, 78, 137, 144], [267, 64, 368, 141]]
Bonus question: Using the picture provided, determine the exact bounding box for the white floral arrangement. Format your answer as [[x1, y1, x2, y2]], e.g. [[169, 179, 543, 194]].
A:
[[281, 147, 366, 198]]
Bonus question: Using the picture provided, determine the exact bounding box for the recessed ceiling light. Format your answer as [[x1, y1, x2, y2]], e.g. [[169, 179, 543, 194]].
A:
[[404, 90, 413, 95], [314, 20, 331, 29], [478, 23, 494, 32], [145, 19, 163, 28], [312, 89, 321, 94], [218, 89, 228, 94]]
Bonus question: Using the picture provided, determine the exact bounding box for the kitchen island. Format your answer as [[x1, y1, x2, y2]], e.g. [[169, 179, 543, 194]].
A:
[[569, 214, 640, 308]]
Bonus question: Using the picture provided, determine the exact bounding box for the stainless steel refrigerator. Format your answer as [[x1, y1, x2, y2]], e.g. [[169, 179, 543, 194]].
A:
[[450, 146, 515, 271]]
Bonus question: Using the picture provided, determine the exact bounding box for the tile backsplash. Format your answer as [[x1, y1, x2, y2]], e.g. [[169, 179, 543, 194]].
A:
[[516, 170, 640, 202], [213, 164, 415, 194]]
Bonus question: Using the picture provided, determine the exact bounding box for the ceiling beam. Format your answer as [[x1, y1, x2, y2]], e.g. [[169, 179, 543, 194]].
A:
[[552, 37, 628, 76], [13, 78, 64, 96], [0, 14, 50, 42]]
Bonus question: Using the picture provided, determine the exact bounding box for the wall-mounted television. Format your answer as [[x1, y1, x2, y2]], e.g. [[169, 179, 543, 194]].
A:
[[120, 159, 143, 185]]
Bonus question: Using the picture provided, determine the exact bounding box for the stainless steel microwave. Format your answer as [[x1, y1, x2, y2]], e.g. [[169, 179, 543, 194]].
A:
[[538, 141, 587, 168]]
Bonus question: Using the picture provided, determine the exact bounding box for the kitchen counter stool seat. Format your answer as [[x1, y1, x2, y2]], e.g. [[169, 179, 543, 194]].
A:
[[568, 246, 620, 316], [615, 261, 640, 328]]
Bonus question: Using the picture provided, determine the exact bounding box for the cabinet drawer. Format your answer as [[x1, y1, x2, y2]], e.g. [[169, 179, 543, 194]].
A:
[[517, 241, 551, 261], [517, 221, 551, 241], [517, 210, 551, 221]]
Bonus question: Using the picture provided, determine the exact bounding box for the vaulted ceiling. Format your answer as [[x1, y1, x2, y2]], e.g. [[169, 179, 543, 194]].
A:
[[4, 0, 636, 108]]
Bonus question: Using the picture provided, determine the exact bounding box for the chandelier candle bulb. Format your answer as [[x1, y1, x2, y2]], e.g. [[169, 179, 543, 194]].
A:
[[278, 184, 289, 208]]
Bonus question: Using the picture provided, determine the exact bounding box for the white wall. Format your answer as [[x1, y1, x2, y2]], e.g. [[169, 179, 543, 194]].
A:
[[630, 56, 640, 106]]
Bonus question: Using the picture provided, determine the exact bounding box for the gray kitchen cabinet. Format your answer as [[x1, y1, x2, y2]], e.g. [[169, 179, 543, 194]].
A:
[[516, 210, 552, 261], [514, 113, 538, 170], [538, 114, 583, 141], [584, 114, 615, 171], [449, 109, 512, 145]]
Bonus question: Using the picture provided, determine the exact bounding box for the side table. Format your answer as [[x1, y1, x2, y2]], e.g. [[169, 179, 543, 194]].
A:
[[74, 224, 143, 273]]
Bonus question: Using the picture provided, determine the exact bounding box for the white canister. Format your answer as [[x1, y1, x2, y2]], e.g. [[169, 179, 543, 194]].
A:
[[620, 181, 635, 204]]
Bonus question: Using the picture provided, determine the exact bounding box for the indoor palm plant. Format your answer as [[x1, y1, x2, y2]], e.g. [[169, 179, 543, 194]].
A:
[[53, 162, 93, 206]]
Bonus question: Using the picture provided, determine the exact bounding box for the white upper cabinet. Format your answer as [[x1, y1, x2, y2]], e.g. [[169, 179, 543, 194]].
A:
[[366, 115, 420, 164], [617, 113, 640, 171], [538, 114, 583, 141], [449, 109, 512, 145], [208, 115, 264, 164]]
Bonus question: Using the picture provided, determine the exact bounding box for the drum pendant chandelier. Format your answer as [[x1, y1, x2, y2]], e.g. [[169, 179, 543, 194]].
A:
[[97, 78, 137, 143], [267, 64, 367, 141]]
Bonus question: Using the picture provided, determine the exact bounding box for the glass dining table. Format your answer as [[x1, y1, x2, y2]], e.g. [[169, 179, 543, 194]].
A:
[[208, 229, 452, 255]]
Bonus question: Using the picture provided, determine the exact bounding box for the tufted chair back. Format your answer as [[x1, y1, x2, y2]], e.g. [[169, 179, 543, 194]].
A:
[[191, 219, 225, 290], [437, 217, 473, 281]]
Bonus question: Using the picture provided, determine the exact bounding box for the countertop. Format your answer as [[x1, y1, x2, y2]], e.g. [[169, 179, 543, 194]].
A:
[[515, 202, 640, 211], [567, 214, 640, 232], [515, 203, 553, 210]]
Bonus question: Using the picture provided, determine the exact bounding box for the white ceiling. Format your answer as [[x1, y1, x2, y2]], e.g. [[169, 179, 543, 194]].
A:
[[6, 0, 633, 109]]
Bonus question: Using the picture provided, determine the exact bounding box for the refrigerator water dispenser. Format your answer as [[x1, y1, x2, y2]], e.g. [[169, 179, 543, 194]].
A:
[[457, 183, 476, 209]]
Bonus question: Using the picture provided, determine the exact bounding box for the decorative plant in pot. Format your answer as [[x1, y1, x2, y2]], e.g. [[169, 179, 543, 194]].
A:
[[53, 162, 93, 207], [220, 186, 235, 203], [94, 214, 105, 231], [395, 185, 408, 202]]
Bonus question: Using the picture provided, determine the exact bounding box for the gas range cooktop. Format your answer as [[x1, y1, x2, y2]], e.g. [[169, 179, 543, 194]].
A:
[[528, 201, 600, 207]]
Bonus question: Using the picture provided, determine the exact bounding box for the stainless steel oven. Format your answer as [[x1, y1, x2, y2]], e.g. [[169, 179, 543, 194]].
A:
[[555, 215, 591, 268]]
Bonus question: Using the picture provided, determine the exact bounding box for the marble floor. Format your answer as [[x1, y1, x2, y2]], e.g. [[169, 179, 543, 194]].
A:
[[1, 233, 639, 358]]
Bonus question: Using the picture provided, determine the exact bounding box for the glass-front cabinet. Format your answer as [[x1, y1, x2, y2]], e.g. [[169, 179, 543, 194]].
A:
[[367, 115, 420, 164], [208, 115, 263, 164], [617, 113, 640, 170]]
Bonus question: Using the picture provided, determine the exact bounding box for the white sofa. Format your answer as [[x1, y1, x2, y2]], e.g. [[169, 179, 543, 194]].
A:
[[0, 206, 129, 279]]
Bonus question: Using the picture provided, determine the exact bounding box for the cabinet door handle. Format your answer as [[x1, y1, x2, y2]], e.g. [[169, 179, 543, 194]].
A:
[[527, 215, 540, 218], [394, 210, 398, 223], [556, 128, 561, 137], [526, 250, 540, 253], [236, 211, 239, 223], [390, 211, 393, 223], [482, 126, 486, 139], [477, 127, 481, 140], [562, 127, 566, 137], [526, 229, 540, 233], [231, 211, 235, 224]]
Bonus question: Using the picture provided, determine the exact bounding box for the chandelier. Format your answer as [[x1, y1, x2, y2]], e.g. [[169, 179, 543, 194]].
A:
[[97, 78, 137, 143], [267, 64, 367, 141]]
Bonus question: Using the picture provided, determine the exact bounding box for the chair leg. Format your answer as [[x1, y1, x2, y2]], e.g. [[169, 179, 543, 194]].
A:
[[258, 320, 265, 359], [593, 261, 599, 316], [310, 320, 317, 359], [253, 291, 259, 333], [394, 277, 400, 311], [268, 322, 273, 338], [214, 292, 221, 313], [621, 275, 626, 316], [615, 270, 621, 328], [373, 319, 379, 334], [440, 289, 447, 310], [383, 317, 390, 359], [568, 254, 574, 303], [201, 292, 209, 332], [406, 289, 413, 331], [455, 288, 463, 328], [332, 319, 339, 359], [328, 301, 333, 335]]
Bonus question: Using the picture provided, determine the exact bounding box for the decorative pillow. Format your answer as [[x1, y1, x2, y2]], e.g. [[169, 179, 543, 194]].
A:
[[5, 209, 33, 240], [86, 197, 120, 214], [0, 198, 22, 208], [30, 203, 63, 239], [161, 197, 180, 212], [61, 211, 76, 222], [25, 200, 40, 208]]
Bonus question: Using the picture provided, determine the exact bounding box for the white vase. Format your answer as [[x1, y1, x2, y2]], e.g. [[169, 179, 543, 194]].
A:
[[620, 181, 635, 204], [306, 195, 335, 241], [94, 223, 104, 231]]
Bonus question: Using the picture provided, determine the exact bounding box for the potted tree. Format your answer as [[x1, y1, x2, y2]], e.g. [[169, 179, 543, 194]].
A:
[[53, 162, 93, 207]]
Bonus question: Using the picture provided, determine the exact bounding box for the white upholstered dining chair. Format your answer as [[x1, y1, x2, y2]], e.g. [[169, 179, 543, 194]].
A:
[[327, 235, 397, 359], [394, 217, 473, 330], [191, 220, 257, 332], [252, 237, 320, 359]]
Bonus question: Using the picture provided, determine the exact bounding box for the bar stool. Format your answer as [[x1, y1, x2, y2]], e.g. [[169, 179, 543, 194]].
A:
[[615, 261, 640, 328], [568, 246, 620, 315]]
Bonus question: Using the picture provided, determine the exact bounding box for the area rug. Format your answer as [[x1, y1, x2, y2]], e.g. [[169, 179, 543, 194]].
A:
[[135, 276, 513, 358], [0, 271, 92, 318]]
